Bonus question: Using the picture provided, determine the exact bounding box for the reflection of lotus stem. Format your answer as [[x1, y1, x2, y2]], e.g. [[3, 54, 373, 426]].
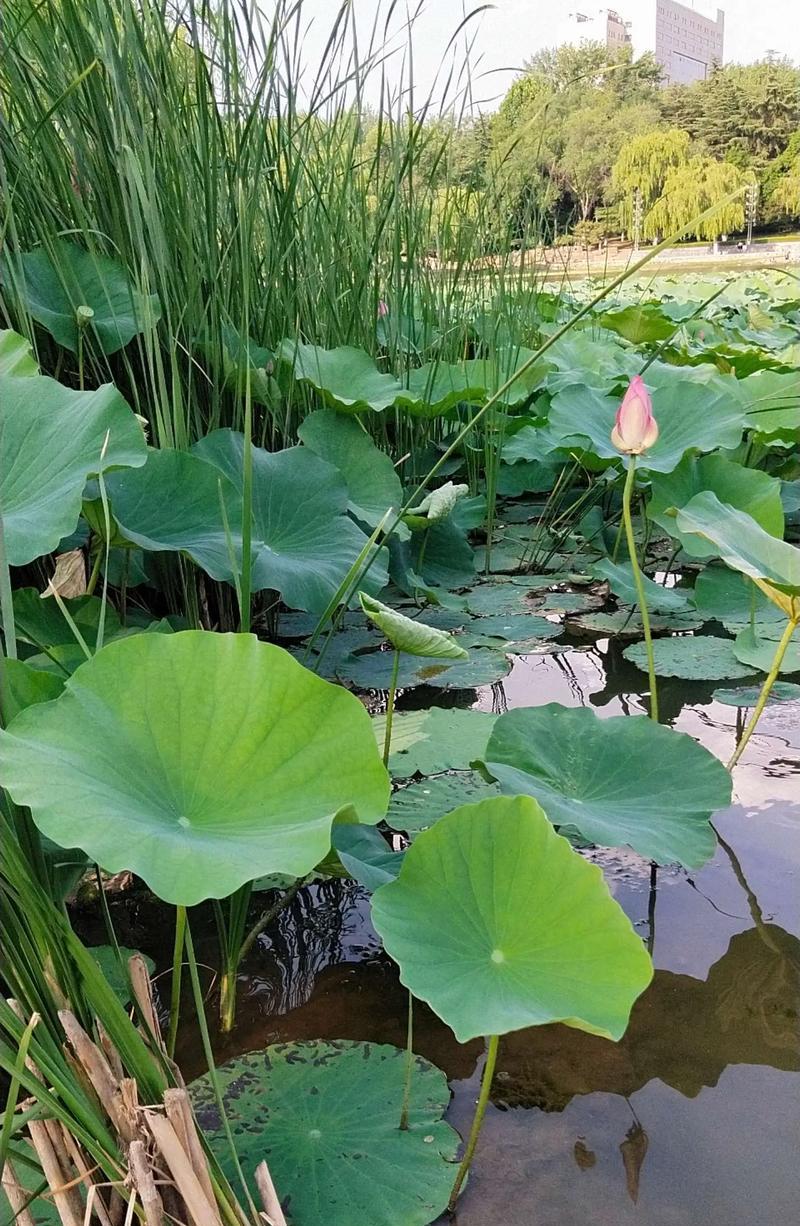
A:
[[383, 648, 401, 766], [399, 993, 414, 1130], [447, 1033, 499, 1212], [622, 458, 659, 721], [727, 617, 798, 770], [167, 904, 187, 1057]]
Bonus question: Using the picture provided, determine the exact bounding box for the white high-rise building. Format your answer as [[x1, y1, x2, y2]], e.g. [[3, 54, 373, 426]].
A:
[[558, 8, 633, 53], [634, 1, 725, 85]]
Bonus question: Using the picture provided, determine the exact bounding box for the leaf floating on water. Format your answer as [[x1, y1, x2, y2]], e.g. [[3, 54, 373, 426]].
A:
[[620, 1122, 649, 1204]]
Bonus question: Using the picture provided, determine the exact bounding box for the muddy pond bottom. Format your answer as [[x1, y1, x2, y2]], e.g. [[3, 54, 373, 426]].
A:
[[146, 640, 800, 1226]]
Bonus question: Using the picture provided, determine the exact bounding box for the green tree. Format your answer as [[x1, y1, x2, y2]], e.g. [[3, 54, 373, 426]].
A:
[[610, 128, 691, 229], [645, 157, 747, 240]]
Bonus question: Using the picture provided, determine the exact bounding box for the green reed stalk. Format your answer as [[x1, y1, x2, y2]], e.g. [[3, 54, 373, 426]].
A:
[[447, 1033, 499, 1211]]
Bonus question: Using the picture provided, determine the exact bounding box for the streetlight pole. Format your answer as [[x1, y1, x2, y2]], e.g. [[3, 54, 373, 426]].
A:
[[633, 186, 642, 254], [745, 182, 758, 251]]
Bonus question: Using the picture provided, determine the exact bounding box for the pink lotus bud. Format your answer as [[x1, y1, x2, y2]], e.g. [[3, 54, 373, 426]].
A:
[[377, 300, 389, 318], [610, 376, 659, 455]]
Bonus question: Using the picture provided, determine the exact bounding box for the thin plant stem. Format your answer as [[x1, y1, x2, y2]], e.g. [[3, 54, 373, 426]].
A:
[[621, 457, 659, 721], [399, 992, 413, 1131], [166, 904, 187, 1059], [383, 648, 401, 767], [727, 617, 798, 770], [447, 1033, 499, 1212]]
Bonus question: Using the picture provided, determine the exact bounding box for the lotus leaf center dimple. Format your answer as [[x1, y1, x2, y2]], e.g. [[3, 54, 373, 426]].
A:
[[491, 949, 505, 964]]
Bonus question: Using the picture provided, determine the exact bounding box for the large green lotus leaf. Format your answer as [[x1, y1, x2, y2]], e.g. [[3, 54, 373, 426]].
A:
[[736, 370, 800, 439], [623, 635, 757, 681], [382, 707, 497, 777], [332, 824, 404, 891], [359, 594, 467, 659], [675, 494, 800, 605], [541, 376, 746, 473], [590, 559, 693, 613], [2, 243, 161, 354], [297, 409, 406, 533], [195, 430, 389, 610], [3, 658, 64, 720], [649, 455, 784, 557], [192, 1040, 459, 1226], [388, 771, 501, 835], [371, 796, 653, 1043], [541, 331, 639, 393], [713, 681, 800, 707], [0, 632, 390, 905], [371, 709, 430, 764], [1, 375, 147, 566], [278, 340, 402, 412], [337, 645, 510, 691], [692, 564, 783, 627], [483, 704, 730, 867], [396, 350, 550, 418], [598, 304, 675, 344], [0, 328, 38, 375], [465, 582, 541, 616], [733, 624, 800, 675]]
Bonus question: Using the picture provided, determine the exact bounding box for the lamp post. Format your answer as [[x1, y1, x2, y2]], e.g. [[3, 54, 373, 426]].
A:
[[632, 185, 643, 254], [745, 182, 758, 251]]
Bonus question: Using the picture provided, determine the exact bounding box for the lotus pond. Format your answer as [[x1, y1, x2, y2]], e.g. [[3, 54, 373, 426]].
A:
[[1, 259, 799, 1226]]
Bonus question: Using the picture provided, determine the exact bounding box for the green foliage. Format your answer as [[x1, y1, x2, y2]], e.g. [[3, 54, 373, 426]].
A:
[[611, 129, 691, 226], [646, 157, 746, 240], [371, 795, 653, 1043], [359, 594, 468, 660], [0, 632, 390, 905], [0, 329, 37, 376]]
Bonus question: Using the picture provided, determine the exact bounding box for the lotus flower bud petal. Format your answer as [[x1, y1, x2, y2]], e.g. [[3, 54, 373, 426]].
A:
[[611, 376, 659, 455]]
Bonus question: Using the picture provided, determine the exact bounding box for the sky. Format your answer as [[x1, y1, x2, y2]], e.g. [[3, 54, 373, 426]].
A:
[[285, 0, 800, 111]]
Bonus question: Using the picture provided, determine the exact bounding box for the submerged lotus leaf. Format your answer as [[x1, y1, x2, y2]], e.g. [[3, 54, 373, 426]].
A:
[[483, 704, 730, 867], [623, 635, 756, 681], [541, 375, 747, 473], [191, 1040, 459, 1226], [298, 409, 406, 532], [676, 494, 800, 617], [1, 375, 147, 566], [733, 625, 800, 676], [2, 242, 160, 354], [371, 796, 653, 1043], [0, 328, 37, 376], [359, 593, 467, 659], [0, 632, 390, 905], [388, 771, 501, 835], [649, 455, 784, 557]]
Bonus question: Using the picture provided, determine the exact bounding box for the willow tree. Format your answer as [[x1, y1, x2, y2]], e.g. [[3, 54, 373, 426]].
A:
[[645, 157, 746, 240], [771, 159, 800, 218], [610, 128, 690, 230]]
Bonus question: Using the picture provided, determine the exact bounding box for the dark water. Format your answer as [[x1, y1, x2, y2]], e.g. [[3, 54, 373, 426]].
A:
[[115, 635, 800, 1226]]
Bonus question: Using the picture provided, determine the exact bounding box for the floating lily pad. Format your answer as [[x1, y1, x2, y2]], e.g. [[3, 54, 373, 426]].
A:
[[465, 583, 541, 616], [383, 707, 498, 777], [623, 635, 758, 681], [465, 612, 561, 641], [371, 796, 653, 1043], [192, 1041, 459, 1226], [483, 704, 730, 867], [0, 632, 389, 905], [388, 771, 501, 834], [712, 682, 800, 707], [567, 609, 704, 637], [337, 647, 510, 691]]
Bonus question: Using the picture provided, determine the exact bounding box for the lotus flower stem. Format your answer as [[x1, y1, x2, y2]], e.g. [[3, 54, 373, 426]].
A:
[[167, 905, 187, 1058], [621, 458, 659, 721], [383, 649, 401, 766], [447, 1033, 499, 1212], [727, 616, 798, 770], [399, 992, 414, 1130]]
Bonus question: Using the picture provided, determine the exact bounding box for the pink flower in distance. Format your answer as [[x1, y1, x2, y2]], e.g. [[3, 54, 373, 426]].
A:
[[377, 300, 389, 318], [611, 376, 659, 456]]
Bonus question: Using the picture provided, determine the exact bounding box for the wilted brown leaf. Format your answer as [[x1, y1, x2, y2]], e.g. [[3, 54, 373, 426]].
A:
[[42, 550, 87, 599], [573, 1139, 597, 1171]]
